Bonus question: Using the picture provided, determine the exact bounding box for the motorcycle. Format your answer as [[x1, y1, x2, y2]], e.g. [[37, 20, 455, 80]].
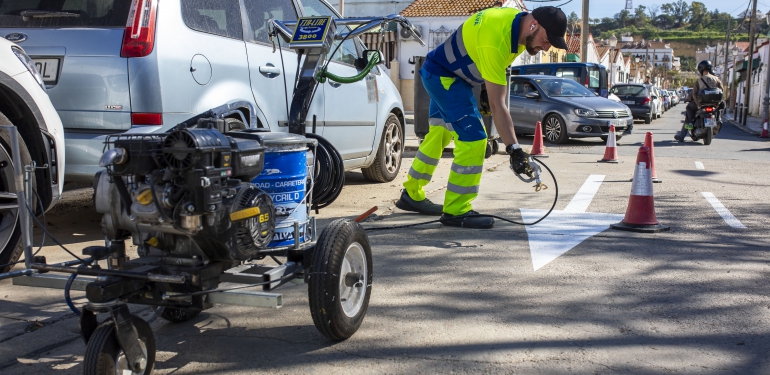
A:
[[689, 89, 724, 145]]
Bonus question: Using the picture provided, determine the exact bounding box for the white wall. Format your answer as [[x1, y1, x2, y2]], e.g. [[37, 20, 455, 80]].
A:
[[398, 17, 467, 80]]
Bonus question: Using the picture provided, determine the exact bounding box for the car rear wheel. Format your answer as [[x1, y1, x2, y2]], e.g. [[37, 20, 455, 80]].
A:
[[543, 115, 568, 144], [362, 114, 403, 183], [644, 116, 652, 124], [0, 113, 36, 273]]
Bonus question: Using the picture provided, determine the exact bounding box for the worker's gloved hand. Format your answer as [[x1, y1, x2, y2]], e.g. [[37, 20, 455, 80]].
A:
[[507, 145, 530, 175], [479, 88, 492, 117]]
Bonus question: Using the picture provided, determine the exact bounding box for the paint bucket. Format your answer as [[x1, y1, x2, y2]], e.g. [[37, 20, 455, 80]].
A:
[[252, 133, 311, 248]]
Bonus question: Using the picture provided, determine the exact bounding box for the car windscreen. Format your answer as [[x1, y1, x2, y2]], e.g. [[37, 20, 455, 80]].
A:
[[587, 66, 600, 89], [0, 0, 131, 28], [611, 86, 647, 97], [536, 78, 595, 97]]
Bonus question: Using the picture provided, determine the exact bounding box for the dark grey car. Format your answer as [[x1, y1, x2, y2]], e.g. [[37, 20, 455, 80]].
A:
[[509, 75, 633, 143]]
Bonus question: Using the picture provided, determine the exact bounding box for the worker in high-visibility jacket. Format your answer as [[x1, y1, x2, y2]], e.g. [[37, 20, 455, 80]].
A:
[[395, 6, 568, 229]]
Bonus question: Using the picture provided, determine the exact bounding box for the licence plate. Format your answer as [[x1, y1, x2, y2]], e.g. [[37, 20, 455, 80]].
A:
[[609, 120, 624, 127], [622, 100, 635, 105], [704, 117, 716, 127], [32, 58, 59, 84]]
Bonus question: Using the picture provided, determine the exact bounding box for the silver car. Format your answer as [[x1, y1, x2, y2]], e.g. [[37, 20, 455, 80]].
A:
[[0, 0, 405, 183], [509, 75, 633, 143]]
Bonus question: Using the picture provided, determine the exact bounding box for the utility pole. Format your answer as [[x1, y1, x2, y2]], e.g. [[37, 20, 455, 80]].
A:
[[743, 0, 758, 126], [581, 0, 589, 62], [722, 17, 731, 89], [763, 20, 770, 128], [339, 0, 344, 16]]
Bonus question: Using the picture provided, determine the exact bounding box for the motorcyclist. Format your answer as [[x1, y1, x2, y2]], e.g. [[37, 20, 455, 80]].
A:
[[675, 60, 724, 142]]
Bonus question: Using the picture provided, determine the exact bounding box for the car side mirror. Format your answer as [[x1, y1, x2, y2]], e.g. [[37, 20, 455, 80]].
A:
[[356, 49, 384, 70], [525, 91, 540, 99]]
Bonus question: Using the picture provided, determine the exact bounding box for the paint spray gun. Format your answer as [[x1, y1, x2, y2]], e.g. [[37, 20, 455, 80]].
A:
[[510, 155, 547, 192]]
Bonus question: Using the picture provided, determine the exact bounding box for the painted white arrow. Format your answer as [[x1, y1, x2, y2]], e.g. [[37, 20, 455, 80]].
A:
[[521, 174, 624, 271]]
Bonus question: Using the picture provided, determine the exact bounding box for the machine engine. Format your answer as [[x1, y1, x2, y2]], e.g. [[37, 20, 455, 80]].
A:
[[94, 119, 276, 262]]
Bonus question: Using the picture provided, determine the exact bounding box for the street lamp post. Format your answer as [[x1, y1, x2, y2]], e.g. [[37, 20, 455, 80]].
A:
[[609, 34, 617, 87], [763, 10, 770, 129]]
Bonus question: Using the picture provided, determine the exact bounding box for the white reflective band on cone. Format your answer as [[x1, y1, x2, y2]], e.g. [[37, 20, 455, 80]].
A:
[[630, 162, 653, 197]]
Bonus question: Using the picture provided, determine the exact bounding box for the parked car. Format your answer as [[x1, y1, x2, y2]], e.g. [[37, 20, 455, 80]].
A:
[[660, 89, 670, 111], [670, 90, 679, 105], [0, 0, 405, 183], [610, 84, 654, 124], [510, 62, 609, 97], [508, 75, 632, 143], [647, 85, 663, 118], [0, 37, 65, 273]]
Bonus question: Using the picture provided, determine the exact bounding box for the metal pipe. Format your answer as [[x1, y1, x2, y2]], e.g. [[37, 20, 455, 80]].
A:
[[0, 126, 34, 271], [0, 268, 37, 281], [30, 263, 187, 284]]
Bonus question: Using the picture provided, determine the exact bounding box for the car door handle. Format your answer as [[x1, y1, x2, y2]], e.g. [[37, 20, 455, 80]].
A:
[[329, 81, 341, 88], [259, 65, 281, 76]]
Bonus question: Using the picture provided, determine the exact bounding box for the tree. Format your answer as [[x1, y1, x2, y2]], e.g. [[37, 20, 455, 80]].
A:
[[634, 5, 648, 26], [689, 2, 710, 30], [614, 10, 631, 28], [655, 14, 675, 29], [661, 0, 690, 28], [647, 4, 660, 20]]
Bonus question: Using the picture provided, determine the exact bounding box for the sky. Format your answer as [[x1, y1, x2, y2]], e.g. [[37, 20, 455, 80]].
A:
[[540, 0, 767, 20]]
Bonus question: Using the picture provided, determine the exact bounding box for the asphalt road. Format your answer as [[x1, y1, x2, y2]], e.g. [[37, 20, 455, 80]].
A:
[[1, 106, 769, 374]]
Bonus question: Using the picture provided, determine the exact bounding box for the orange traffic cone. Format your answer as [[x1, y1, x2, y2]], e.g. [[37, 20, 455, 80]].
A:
[[611, 146, 670, 233], [598, 123, 619, 163], [644, 132, 662, 183], [761, 119, 769, 138], [530, 121, 547, 157]]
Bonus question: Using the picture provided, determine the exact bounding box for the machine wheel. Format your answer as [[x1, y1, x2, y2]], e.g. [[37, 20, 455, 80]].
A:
[[362, 114, 402, 183], [0, 114, 36, 274], [644, 116, 651, 124], [309, 218, 372, 341], [543, 115, 568, 144], [224, 117, 247, 131], [83, 316, 155, 375], [160, 307, 201, 323], [491, 139, 499, 154], [704, 124, 713, 145], [484, 140, 493, 159]]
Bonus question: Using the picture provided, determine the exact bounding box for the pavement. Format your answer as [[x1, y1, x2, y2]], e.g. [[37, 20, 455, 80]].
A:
[[2, 105, 770, 374], [723, 111, 767, 137]]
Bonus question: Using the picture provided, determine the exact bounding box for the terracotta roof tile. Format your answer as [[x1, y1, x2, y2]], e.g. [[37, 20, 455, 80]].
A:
[[595, 45, 609, 59], [400, 0, 506, 17]]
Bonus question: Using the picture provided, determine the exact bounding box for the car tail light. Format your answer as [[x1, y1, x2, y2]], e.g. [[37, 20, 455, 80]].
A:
[[705, 107, 714, 113], [642, 97, 651, 105], [584, 75, 589, 88], [121, 0, 157, 58], [132, 113, 162, 125]]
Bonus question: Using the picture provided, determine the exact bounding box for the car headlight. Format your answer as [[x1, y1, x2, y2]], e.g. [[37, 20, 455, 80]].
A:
[[11, 46, 46, 92], [573, 108, 597, 117]]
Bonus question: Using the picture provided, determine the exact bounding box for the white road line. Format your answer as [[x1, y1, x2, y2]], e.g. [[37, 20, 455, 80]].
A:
[[701, 192, 746, 229], [695, 161, 705, 170], [563, 174, 605, 213]]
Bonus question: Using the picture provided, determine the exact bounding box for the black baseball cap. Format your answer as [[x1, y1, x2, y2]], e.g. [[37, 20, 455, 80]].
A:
[[531, 6, 568, 50]]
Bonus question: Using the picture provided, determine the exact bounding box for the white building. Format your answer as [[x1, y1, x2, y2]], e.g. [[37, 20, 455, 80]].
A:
[[620, 39, 676, 71]]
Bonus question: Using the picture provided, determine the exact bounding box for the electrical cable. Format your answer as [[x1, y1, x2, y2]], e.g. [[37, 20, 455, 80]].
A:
[[305, 133, 345, 210], [365, 157, 558, 231], [276, 35, 291, 123]]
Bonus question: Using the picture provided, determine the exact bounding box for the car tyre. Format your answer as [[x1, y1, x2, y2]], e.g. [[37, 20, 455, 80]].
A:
[[543, 114, 568, 144], [362, 114, 402, 183], [644, 115, 652, 124], [0, 113, 36, 274]]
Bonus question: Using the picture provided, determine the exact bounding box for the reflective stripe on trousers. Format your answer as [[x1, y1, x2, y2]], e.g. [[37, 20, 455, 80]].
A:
[[403, 126, 486, 215]]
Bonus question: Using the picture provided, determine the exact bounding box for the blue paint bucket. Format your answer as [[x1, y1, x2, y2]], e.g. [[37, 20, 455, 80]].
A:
[[252, 134, 311, 248]]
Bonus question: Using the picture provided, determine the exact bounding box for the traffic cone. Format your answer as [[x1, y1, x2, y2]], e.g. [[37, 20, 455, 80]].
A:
[[598, 123, 619, 163], [761, 119, 769, 138], [644, 132, 662, 183], [530, 121, 547, 157], [611, 146, 670, 233]]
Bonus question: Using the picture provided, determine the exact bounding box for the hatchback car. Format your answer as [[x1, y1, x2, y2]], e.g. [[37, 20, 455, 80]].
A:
[[660, 89, 670, 111], [646, 85, 662, 119], [611, 84, 655, 124], [509, 75, 632, 144], [0, 0, 405, 183], [0, 37, 64, 272]]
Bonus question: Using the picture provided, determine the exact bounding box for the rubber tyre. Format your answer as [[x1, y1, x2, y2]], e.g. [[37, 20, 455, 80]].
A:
[[543, 114, 568, 144], [704, 123, 713, 145], [362, 114, 403, 183], [160, 307, 201, 323], [308, 218, 373, 341], [83, 316, 155, 375], [484, 140, 493, 159], [0, 112, 36, 274], [600, 134, 623, 143], [644, 116, 651, 124]]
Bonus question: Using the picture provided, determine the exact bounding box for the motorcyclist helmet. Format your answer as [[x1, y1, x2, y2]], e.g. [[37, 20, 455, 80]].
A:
[[697, 60, 713, 75]]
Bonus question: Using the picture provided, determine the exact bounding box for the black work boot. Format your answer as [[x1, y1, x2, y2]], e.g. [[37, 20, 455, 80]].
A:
[[440, 210, 495, 229], [395, 190, 443, 216]]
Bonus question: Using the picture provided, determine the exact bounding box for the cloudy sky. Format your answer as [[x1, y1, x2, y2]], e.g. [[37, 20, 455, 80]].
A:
[[543, 0, 766, 20]]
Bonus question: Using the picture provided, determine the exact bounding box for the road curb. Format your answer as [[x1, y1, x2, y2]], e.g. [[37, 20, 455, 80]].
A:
[[725, 119, 761, 136]]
